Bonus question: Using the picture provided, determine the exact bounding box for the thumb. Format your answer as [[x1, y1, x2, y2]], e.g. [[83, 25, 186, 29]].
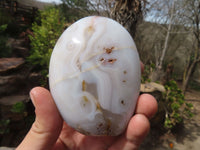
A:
[[16, 87, 63, 150]]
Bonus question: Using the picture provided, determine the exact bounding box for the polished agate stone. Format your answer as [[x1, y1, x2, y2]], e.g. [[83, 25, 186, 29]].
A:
[[49, 16, 141, 136]]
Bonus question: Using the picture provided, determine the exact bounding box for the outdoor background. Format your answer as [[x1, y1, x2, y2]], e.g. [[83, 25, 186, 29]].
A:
[[0, 0, 200, 149]]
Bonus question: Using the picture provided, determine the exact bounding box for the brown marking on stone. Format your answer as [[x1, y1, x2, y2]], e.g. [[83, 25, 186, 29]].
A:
[[97, 123, 104, 132], [96, 103, 101, 110], [123, 80, 126, 83], [100, 58, 105, 61], [123, 70, 127, 74], [77, 125, 90, 135], [121, 100, 125, 105], [88, 25, 94, 32], [76, 59, 81, 70], [83, 96, 88, 102], [82, 80, 86, 91], [108, 58, 117, 64], [105, 46, 115, 54], [106, 119, 111, 135], [98, 123, 103, 128], [91, 16, 98, 26]]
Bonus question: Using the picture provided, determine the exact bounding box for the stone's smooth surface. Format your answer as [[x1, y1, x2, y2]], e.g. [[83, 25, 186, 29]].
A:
[[49, 16, 141, 136]]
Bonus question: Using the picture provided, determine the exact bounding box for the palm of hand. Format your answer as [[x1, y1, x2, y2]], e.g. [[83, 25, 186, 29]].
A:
[[54, 111, 150, 150], [17, 87, 157, 150], [55, 123, 117, 150]]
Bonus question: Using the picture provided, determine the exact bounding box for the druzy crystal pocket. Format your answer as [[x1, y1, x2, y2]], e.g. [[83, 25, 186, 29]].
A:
[[49, 16, 141, 136]]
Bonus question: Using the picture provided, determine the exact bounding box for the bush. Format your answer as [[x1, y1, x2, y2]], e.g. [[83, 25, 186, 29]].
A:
[[11, 102, 26, 113], [0, 9, 12, 26], [0, 24, 12, 57], [28, 8, 65, 77], [0, 9, 25, 37], [0, 24, 7, 32], [0, 119, 10, 134], [58, 0, 92, 23], [163, 80, 193, 129]]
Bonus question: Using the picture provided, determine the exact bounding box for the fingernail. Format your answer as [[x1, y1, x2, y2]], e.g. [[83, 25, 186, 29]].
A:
[[30, 90, 36, 106]]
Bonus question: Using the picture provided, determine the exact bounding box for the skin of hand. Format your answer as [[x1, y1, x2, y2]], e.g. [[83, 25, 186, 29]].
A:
[[16, 63, 158, 150]]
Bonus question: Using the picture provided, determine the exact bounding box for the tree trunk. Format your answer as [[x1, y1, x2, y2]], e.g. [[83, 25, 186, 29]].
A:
[[149, 0, 175, 83], [182, 57, 200, 93], [182, 61, 196, 93], [110, 0, 145, 38], [182, 0, 200, 93]]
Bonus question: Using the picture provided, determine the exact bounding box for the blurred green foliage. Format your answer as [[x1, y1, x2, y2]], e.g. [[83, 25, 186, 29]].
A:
[[60, 0, 91, 22], [28, 8, 65, 77], [0, 101, 33, 136], [0, 24, 12, 57], [0, 9, 27, 36], [141, 63, 154, 83], [0, 24, 8, 32], [163, 80, 194, 129], [11, 102, 26, 113], [0, 9, 12, 26], [0, 119, 10, 134]]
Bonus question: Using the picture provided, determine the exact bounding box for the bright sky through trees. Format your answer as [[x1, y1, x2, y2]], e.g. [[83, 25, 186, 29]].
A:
[[36, 0, 62, 4]]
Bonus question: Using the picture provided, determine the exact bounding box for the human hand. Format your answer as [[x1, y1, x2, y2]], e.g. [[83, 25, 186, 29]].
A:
[[16, 86, 157, 150], [16, 63, 157, 150]]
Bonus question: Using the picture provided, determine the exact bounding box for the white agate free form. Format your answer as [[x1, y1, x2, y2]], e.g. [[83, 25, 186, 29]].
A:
[[49, 16, 141, 136]]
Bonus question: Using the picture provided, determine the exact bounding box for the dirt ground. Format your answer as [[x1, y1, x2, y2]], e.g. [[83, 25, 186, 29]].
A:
[[140, 89, 200, 150]]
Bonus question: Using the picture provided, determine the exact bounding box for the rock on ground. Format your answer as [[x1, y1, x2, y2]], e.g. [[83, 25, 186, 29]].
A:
[[0, 147, 15, 150]]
